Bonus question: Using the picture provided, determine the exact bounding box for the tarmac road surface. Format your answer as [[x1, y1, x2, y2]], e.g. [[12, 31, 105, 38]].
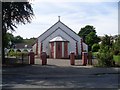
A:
[[2, 59, 120, 89]]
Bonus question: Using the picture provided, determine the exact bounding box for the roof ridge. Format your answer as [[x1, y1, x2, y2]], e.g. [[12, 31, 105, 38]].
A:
[[37, 20, 60, 40]]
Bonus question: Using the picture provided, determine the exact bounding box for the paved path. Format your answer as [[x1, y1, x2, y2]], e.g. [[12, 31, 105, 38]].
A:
[[2, 59, 119, 89], [35, 58, 98, 66]]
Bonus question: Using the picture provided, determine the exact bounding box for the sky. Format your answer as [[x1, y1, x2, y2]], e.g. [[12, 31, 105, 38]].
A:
[[12, 0, 119, 39]]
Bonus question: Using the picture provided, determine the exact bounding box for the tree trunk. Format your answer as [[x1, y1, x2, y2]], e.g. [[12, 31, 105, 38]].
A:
[[2, 30, 5, 64]]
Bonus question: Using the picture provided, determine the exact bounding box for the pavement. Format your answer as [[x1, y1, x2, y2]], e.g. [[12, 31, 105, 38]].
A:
[[2, 59, 120, 89]]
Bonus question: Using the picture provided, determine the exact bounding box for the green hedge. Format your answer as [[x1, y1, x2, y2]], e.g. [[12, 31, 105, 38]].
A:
[[92, 52, 98, 58], [113, 55, 120, 65]]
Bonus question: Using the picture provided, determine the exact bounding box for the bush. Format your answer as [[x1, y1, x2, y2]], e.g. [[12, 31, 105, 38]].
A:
[[113, 50, 119, 55], [8, 49, 15, 56], [97, 52, 113, 67], [96, 46, 113, 67], [16, 52, 28, 58], [92, 43, 100, 52], [113, 55, 120, 65], [92, 52, 98, 59]]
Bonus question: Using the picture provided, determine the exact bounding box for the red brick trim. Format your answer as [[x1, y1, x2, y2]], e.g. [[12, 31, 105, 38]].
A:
[[36, 39, 38, 55], [76, 42, 78, 57], [64, 42, 68, 58]]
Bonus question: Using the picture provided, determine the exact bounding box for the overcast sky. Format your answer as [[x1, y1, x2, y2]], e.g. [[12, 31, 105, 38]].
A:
[[12, 0, 119, 39]]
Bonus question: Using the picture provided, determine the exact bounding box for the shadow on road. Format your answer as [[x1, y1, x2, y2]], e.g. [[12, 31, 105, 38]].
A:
[[2, 64, 119, 89]]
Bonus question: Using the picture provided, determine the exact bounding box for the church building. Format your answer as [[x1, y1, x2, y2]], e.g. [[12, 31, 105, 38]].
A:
[[32, 17, 88, 59]]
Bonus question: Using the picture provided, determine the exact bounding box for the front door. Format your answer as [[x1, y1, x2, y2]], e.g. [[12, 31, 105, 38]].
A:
[[56, 42, 62, 59]]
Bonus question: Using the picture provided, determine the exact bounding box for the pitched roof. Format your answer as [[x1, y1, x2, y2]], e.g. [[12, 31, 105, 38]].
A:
[[33, 19, 83, 46], [15, 43, 32, 49], [41, 27, 78, 42], [37, 21, 59, 39]]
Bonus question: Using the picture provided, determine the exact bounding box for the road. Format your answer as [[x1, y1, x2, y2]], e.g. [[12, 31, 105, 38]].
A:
[[2, 59, 120, 89]]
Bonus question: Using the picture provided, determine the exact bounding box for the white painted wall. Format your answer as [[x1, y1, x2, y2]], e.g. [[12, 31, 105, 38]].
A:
[[32, 43, 36, 54], [83, 43, 88, 52], [42, 28, 76, 56], [33, 21, 88, 56]]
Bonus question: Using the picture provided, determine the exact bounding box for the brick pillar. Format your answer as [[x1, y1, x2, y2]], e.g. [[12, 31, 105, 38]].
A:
[[76, 42, 78, 58], [82, 52, 87, 66], [70, 52, 75, 65], [88, 51, 92, 65], [36, 39, 38, 55], [29, 52, 35, 64], [40, 42, 43, 58], [81, 38, 83, 52], [41, 52, 47, 65]]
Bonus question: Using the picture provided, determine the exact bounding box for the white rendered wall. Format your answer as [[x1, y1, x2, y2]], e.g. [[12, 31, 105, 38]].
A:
[[32, 43, 36, 54], [42, 28, 76, 56], [35, 21, 88, 56]]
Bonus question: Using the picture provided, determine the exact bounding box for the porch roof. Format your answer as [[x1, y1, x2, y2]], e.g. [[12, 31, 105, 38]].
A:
[[50, 36, 68, 42]]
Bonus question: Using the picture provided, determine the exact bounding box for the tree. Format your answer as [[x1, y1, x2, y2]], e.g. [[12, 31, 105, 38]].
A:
[[14, 35, 24, 43], [85, 32, 100, 51], [92, 43, 100, 52], [78, 25, 96, 42], [4, 32, 15, 48], [112, 35, 120, 54], [2, 2, 34, 64], [96, 34, 114, 66], [78, 25, 100, 51], [101, 35, 113, 48]]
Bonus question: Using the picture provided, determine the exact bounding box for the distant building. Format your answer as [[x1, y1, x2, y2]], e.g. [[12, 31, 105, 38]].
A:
[[13, 43, 32, 52], [5, 43, 32, 54], [32, 18, 88, 59]]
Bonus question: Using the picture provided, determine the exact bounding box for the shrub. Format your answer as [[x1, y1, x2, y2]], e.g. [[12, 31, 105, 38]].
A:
[[113, 50, 119, 55], [92, 52, 98, 59], [96, 46, 113, 67], [97, 52, 113, 67], [92, 43, 100, 52], [15, 52, 29, 60], [8, 49, 15, 56]]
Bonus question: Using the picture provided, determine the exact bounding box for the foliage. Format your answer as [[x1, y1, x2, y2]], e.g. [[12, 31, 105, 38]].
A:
[[3, 32, 14, 48], [4, 33, 24, 48], [96, 46, 113, 67], [112, 35, 120, 52], [2, 2, 34, 32], [85, 32, 100, 51], [101, 34, 113, 47], [4, 32, 36, 48], [23, 37, 36, 45], [113, 55, 120, 65], [8, 50, 29, 57], [16, 52, 28, 57], [113, 50, 119, 55], [78, 25, 96, 41], [92, 52, 98, 59], [92, 43, 100, 52], [96, 34, 115, 67], [96, 34, 120, 67], [8, 48, 15, 56], [2, 2, 34, 64], [78, 25, 100, 51], [14, 36, 24, 43]]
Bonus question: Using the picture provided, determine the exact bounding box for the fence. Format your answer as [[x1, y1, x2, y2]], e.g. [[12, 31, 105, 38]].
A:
[[5, 52, 29, 64]]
